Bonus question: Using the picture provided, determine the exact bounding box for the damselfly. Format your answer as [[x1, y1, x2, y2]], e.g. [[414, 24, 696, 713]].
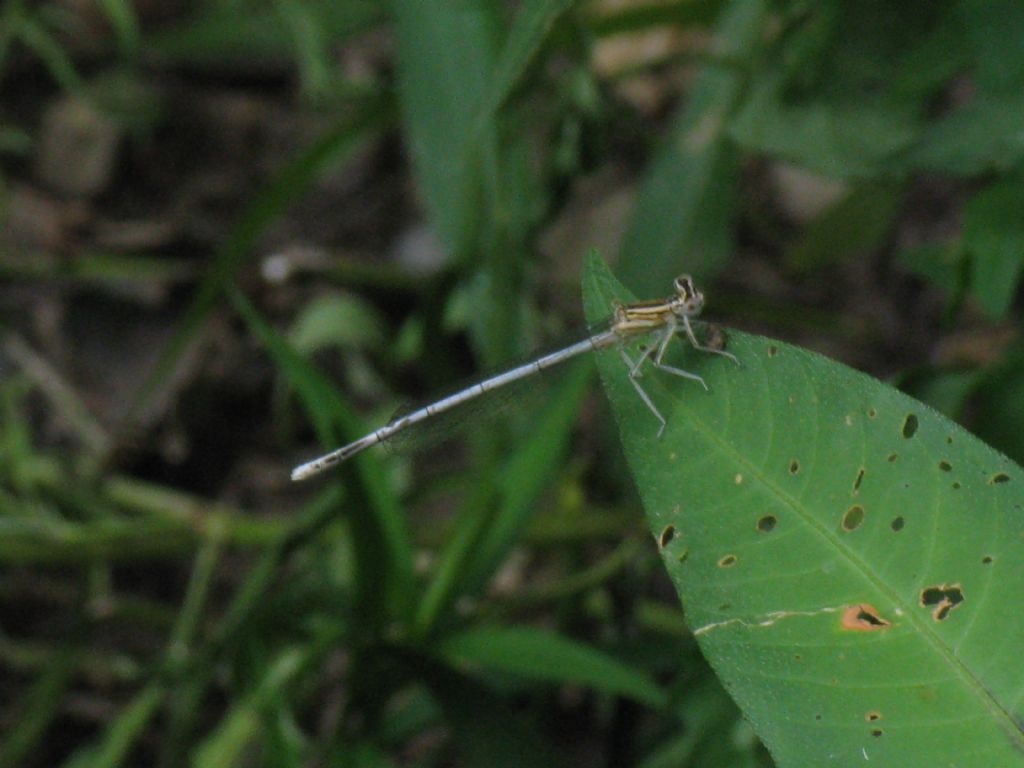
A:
[[291, 274, 738, 481]]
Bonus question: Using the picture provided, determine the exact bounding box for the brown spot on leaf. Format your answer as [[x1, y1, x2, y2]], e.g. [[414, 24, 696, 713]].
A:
[[866, 711, 882, 722], [920, 584, 964, 621], [842, 505, 865, 531], [853, 468, 865, 493], [841, 604, 891, 631], [718, 554, 737, 568]]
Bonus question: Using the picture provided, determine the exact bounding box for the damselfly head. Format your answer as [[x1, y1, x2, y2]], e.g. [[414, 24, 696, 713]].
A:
[[672, 274, 704, 316]]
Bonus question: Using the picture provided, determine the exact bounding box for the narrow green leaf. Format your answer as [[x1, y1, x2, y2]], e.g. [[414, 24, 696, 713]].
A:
[[617, 0, 765, 296], [192, 648, 309, 768], [729, 73, 919, 178], [439, 625, 668, 709], [125, 101, 389, 426], [462, 359, 593, 592], [393, 0, 502, 254], [963, 177, 1024, 318], [786, 183, 904, 272], [971, 346, 1024, 465], [415, 657, 566, 768], [465, 0, 575, 148], [16, 15, 83, 92], [588, 0, 723, 37], [145, 0, 381, 64], [904, 95, 1024, 175], [583, 255, 1024, 767], [68, 684, 163, 768], [0, 643, 79, 768], [413, 360, 592, 636], [96, 0, 141, 56], [229, 286, 415, 626], [961, 0, 1024, 94]]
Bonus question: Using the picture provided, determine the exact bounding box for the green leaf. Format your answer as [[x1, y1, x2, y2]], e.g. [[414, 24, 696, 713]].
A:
[[193, 648, 310, 768], [961, 0, 1024, 93], [786, 182, 904, 272], [896, 240, 966, 299], [617, 0, 765, 296], [468, 0, 575, 141], [145, 0, 381, 65], [582, 255, 1024, 766], [288, 292, 387, 354], [971, 345, 1024, 466], [415, 656, 566, 768], [0, 642, 79, 768], [729, 73, 919, 178], [229, 286, 415, 627], [66, 685, 163, 768], [963, 177, 1024, 318], [903, 95, 1024, 175], [393, 0, 502, 255], [126, 102, 389, 428], [438, 625, 668, 709]]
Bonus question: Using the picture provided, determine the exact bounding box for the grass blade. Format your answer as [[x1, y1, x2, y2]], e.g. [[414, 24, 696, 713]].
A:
[[616, 0, 766, 295]]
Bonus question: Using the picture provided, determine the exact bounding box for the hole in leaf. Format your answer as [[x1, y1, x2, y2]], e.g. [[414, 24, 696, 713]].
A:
[[658, 525, 676, 549], [703, 324, 728, 351], [887, 453, 898, 463], [867, 408, 877, 419], [982, 555, 993, 565], [901, 414, 919, 438], [872, 729, 883, 737], [757, 515, 777, 532], [789, 460, 800, 475], [814, 714, 822, 721], [990, 472, 1011, 484], [938, 460, 952, 472], [866, 712, 882, 722], [718, 554, 737, 568], [890, 516, 904, 532], [842, 505, 865, 531], [841, 604, 891, 631], [920, 584, 964, 621], [853, 468, 865, 493], [768, 345, 778, 357]]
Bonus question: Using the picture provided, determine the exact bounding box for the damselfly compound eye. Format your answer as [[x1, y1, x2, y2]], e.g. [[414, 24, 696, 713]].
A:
[[674, 274, 696, 299]]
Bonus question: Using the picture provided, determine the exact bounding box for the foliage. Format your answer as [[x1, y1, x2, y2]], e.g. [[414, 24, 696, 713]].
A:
[[3, 0, 1024, 767]]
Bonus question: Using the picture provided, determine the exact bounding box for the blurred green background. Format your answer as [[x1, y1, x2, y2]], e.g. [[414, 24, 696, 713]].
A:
[[2, 1, 1023, 765]]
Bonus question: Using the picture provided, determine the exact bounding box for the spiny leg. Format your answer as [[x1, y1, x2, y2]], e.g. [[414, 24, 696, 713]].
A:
[[620, 348, 666, 437], [682, 314, 740, 366], [653, 320, 708, 391]]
